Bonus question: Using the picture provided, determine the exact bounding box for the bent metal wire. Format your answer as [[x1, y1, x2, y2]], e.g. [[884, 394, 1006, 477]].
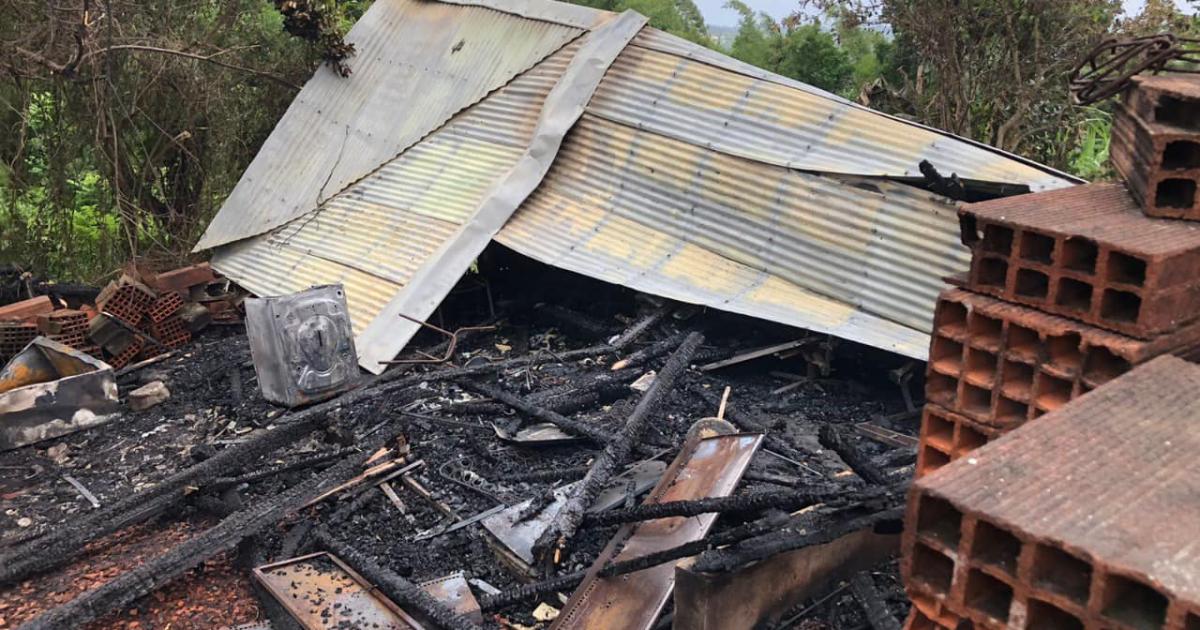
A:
[[1070, 33, 1200, 105]]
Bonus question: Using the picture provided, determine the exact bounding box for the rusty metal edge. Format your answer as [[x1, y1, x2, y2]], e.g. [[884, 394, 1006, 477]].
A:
[[252, 551, 428, 630]]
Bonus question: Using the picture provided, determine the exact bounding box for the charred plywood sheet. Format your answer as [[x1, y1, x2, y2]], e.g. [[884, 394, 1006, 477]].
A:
[[194, 0, 584, 250]]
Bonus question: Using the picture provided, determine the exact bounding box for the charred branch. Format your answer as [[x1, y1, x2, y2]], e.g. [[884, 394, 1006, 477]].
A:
[[611, 331, 687, 371], [535, 304, 613, 339]]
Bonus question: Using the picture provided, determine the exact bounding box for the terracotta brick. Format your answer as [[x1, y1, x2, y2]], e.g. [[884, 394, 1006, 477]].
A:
[[915, 405, 1002, 479], [98, 283, 156, 325], [149, 263, 216, 297], [925, 288, 1200, 427], [904, 356, 1200, 630], [958, 183, 1200, 338], [1111, 74, 1200, 220], [0, 295, 53, 322], [146, 292, 184, 323]]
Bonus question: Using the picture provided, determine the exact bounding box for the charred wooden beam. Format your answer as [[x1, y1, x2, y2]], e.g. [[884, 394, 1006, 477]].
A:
[[690, 506, 905, 574], [457, 380, 612, 444], [818, 424, 889, 486], [849, 572, 901, 630], [531, 332, 704, 567], [479, 510, 791, 612], [610, 303, 673, 350], [313, 528, 482, 630], [208, 446, 357, 491], [581, 491, 830, 527], [611, 330, 687, 370], [596, 511, 791, 578]]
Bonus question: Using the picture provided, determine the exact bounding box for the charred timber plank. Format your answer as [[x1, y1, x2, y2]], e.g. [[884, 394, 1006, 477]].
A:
[[611, 331, 687, 371], [531, 333, 704, 566], [818, 424, 889, 486], [610, 304, 673, 350], [16, 438, 390, 630], [581, 490, 833, 526], [314, 529, 482, 630], [849, 572, 901, 630]]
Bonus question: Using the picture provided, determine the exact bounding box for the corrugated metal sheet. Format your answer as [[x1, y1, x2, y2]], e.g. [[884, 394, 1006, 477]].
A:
[[494, 114, 969, 358], [591, 32, 1076, 190], [194, 0, 582, 251], [205, 0, 1076, 367], [213, 38, 584, 335]]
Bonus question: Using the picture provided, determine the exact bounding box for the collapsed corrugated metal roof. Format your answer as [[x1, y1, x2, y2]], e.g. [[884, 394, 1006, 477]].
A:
[[200, 0, 1079, 373]]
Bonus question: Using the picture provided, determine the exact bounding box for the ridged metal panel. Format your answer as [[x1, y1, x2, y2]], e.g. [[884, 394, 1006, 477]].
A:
[[212, 39, 581, 333], [619, 29, 1076, 191], [195, 0, 581, 250], [496, 114, 968, 338]]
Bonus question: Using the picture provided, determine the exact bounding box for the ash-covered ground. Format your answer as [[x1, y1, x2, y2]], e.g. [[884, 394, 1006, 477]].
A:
[[0, 250, 921, 629]]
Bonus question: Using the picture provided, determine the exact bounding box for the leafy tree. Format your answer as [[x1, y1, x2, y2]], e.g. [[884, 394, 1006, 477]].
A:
[[775, 24, 853, 93]]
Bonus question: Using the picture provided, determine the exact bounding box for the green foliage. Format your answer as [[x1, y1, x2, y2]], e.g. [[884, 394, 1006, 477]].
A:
[[724, 2, 879, 97], [1067, 109, 1113, 182]]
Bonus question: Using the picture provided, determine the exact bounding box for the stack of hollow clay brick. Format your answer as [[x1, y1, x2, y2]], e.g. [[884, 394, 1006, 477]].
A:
[[903, 355, 1200, 630], [916, 73, 1200, 480]]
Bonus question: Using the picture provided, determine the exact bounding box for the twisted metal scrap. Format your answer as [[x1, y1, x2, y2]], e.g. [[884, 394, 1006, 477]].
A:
[[1070, 34, 1200, 105]]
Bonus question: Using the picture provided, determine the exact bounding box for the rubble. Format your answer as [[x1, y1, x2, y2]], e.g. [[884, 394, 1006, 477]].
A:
[[128, 381, 171, 412], [0, 258, 915, 629]]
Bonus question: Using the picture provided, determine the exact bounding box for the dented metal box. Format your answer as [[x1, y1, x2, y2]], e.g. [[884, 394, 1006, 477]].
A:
[[245, 285, 359, 407]]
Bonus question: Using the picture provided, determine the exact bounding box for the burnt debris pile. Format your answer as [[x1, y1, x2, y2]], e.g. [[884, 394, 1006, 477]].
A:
[[0, 262, 918, 630]]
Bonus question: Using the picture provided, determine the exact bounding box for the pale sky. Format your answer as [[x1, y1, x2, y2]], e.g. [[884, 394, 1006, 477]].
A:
[[696, 0, 1194, 28]]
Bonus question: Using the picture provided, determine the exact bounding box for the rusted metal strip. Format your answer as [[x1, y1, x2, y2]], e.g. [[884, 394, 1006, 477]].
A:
[[551, 422, 762, 630]]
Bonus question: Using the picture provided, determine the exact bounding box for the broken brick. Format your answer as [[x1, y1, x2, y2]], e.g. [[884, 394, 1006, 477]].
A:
[[0, 296, 53, 322], [128, 381, 171, 411], [959, 182, 1200, 338], [915, 405, 1000, 479], [148, 263, 216, 298]]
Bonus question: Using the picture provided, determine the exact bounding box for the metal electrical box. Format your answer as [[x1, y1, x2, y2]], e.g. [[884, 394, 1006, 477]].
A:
[[245, 285, 359, 407]]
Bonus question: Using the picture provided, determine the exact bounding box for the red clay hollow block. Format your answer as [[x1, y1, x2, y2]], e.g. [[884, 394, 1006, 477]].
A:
[[98, 283, 157, 325], [915, 405, 1002, 479], [1111, 74, 1200, 220], [149, 262, 216, 297], [36, 310, 88, 336], [906, 589, 967, 630], [106, 336, 145, 370], [904, 355, 1200, 630], [146, 292, 184, 323], [146, 315, 191, 349], [959, 182, 1200, 338], [925, 288, 1200, 428]]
